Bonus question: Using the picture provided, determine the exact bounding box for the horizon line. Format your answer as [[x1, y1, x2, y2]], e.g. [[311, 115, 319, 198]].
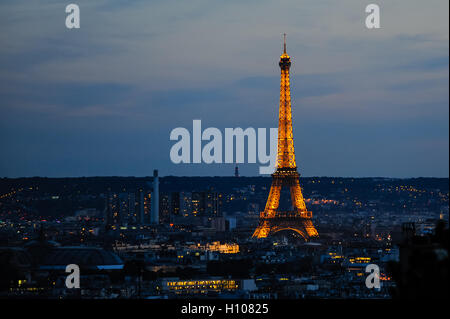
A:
[[1, 175, 448, 180]]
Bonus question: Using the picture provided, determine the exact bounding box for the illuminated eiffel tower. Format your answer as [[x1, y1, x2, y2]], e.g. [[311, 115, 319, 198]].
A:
[[252, 34, 319, 240]]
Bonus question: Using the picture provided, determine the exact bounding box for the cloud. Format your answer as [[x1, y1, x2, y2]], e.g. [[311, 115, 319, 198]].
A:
[[0, 0, 448, 177]]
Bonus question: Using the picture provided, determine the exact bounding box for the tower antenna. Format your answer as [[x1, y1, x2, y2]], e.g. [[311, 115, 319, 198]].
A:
[[283, 33, 287, 53]]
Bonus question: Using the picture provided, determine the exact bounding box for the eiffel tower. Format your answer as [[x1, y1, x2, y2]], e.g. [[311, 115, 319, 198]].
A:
[[252, 34, 319, 240]]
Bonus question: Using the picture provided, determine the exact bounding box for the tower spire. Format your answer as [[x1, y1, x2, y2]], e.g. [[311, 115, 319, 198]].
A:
[[283, 33, 287, 53]]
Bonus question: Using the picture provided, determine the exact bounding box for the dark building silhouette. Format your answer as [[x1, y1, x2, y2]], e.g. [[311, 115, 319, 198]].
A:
[[389, 220, 449, 299]]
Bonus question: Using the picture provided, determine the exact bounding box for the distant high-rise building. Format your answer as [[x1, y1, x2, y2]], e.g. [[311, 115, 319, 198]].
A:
[[159, 194, 170, 223], [191, 191, 222, 217], [206, 191, 222, 217], [143, 190, 152, 224], [119, 191, 136, 225], [104, 183, 157, 227], [136, 188, 145, 225], [171, 192, 180, 216], [180, 192, 193, 217], [211, 216, 226, 232], [225, 216, 237, 231], [151, 170, 159, 224], [105, 189, 138, 226], [105, 189, 119, 228], [104, 188, 118, 229], [136, 187, 152, 225], [159, 191, 182, 223], [191, 192, 203, 217]]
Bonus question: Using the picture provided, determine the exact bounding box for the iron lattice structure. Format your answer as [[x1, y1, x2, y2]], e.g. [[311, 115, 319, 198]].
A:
[[252, 35, 319, 240]]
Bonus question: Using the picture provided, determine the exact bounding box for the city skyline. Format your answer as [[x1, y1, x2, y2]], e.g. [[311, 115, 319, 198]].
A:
[[1, 174, 448, 299], [0, 0, 448, 303], [0, 0, 448, 178]]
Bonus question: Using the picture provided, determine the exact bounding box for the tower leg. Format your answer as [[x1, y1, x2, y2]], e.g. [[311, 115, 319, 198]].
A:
[[252, 220, 271, 238], [290, 180, 307, 212]]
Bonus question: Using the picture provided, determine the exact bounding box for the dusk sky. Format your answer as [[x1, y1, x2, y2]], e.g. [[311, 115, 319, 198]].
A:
[[0, 0, 448, 178]]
